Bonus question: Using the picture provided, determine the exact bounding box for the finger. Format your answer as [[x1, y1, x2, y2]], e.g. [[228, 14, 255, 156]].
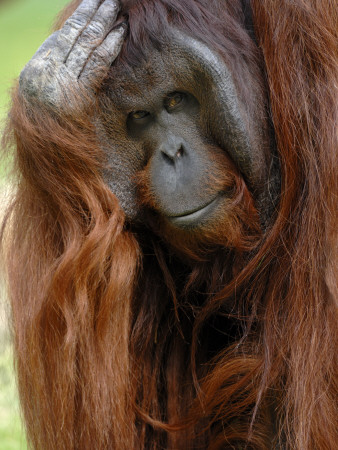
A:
[[79, 24, 126, 82], [66, 0, 121, 76], [82, 0, 120, 36], [57, 0, 103, 59], [28, 31, 60, 61]]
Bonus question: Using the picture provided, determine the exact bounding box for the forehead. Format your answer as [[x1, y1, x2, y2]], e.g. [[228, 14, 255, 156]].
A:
[[106, 49, 192, 111]]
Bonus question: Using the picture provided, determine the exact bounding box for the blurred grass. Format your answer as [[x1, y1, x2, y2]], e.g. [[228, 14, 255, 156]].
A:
[[0, 0, 70, 121], [0, 1, 69, 448], [0, 335, 26, 450]]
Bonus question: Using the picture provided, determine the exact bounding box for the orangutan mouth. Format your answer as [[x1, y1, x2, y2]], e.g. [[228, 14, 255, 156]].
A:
[[168, 195, 220, 226]]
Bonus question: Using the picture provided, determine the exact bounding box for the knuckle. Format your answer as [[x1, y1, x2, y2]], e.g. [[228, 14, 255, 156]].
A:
[[81, 52, 110, 82], [64, 13, 88, 32], [85, 20, 106, 39], [91, 42, 116, 66], [95, 47, 111, 64], [67, 45, 89, 66]]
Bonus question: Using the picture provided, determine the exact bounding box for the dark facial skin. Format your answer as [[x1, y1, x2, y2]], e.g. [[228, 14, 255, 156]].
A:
[[127, 91, 218, 221], [98, 37, 278, 236], [98, 55, 226, 230]]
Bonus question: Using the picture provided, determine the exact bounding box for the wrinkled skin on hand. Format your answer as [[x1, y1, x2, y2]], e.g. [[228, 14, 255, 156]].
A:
[[19, 0, 126, 111]]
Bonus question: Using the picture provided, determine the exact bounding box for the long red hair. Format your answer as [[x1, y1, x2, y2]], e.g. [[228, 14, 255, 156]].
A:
[[1, 1, 337, 448]]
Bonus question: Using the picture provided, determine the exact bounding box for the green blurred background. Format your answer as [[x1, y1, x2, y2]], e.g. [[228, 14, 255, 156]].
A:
[[0, 1, 69, 448]]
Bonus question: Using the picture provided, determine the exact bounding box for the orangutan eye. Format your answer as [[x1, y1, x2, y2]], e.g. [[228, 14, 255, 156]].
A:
[[165, 92, 185, 111], [129, 110, 150, 121]]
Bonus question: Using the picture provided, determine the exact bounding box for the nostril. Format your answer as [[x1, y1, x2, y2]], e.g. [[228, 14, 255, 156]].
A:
[[161, 146, 184, 165], [161, 151, 175, 165], [176, 146, 184, 159]]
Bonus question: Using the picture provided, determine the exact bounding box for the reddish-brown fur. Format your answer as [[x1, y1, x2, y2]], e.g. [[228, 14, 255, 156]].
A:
[[1, 0, 337, 448]]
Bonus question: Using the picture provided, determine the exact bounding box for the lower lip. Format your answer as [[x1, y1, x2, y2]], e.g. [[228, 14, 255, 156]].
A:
[[168, 196, 220, 227]]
